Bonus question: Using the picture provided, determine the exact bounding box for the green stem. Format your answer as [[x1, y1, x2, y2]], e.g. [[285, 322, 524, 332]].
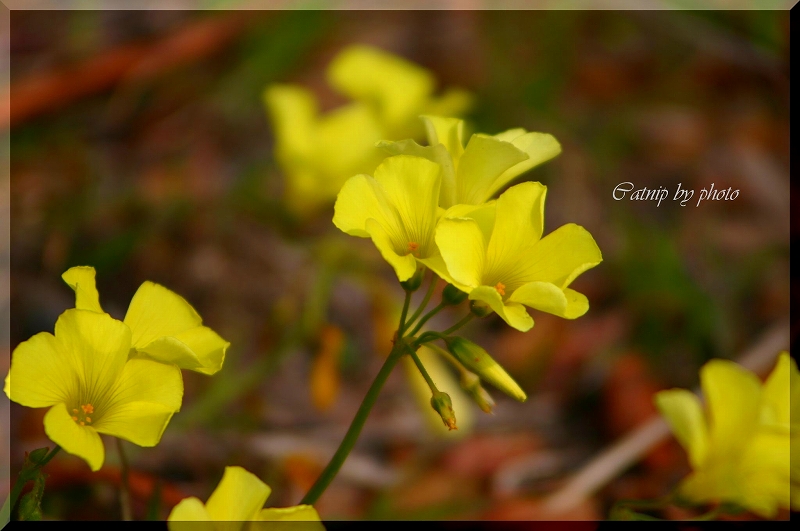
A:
[[407, 347, 439, 394], [117, 439, 132, 521], [300, 342, 407, 505], [398, 290, 412, 335], [3, 445, 60, 522], [406, 303, 445, 338], [440, 314, 475, 336], [404, 273, 437, 331]]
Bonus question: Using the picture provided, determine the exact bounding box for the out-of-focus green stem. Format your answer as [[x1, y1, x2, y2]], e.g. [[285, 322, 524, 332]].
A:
[[398, 290, 412, 335], [117, 439, 132, 521], [299, 340, 407, 506]]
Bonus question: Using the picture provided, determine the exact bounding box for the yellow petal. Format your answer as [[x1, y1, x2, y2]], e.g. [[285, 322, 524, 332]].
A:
[[44, 403, 105, 471], [508, 281, 589, 319], [421, 115, 465, 164], [365, 218, 417, 282], [434, 218, 486, 289], [61, 266, 104, 313], [490, 131, 561, 197], [92, 358, 183, 447], [760, 352, 793, 431], [256, 505, 322, 522], [263, 84, 316, 154], [469, 285, 533, 333], [654, 389, 709, 468], [108, 357, 183, 412], [55, 309, 132, 400], [372, 155, 442, 258], [517, 223, 603, 289], [333, 174, 397, 239], [485, 182, 547, 281], [136, 326, 229, 375], [205, 466, 271, 522], [5, 331, 73, 408], [94, 401, 176, 448], [424, 88, 473, 117], [168, 498, 216, 531], [701, 359, 762, 457], [124, 282, 202, 349], [455, 134, 529, 205], [327, 45, 434, 129], [736, 430, 790, 517], [378, 139, 456, 207]]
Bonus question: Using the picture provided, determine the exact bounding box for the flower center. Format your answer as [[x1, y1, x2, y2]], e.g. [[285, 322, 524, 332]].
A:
[[495, 282, 506, 296], [71, 403, 95, 426], [407, 242, 420, 256]]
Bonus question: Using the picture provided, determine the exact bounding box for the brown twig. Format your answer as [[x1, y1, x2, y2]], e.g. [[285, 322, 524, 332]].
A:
[[2, 12, 261, 129]]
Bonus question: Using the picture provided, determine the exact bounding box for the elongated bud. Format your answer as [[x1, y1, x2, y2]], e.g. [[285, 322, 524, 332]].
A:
[[460, 370, 496, 414], [442, 284, 468, 306], [445, 337, 527, 402], [401, 265, 425, 292], [430, 391, 458, 430], [469, 299, 493, 318]]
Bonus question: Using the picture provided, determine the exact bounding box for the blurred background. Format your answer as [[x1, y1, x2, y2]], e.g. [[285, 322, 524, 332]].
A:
[[3, 8, 791, 521]]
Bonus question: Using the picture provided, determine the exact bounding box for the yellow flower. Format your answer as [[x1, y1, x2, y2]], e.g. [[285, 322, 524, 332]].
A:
[[435, 182, 602, 332], [168, 466, 323, 531], [380, 115, 561, 208], [333, 155, 447, 282], [4, 309, 183, 471], [62, 266, 229, 375], [655, 352, 798, 518], [264, 45, 471, 217]]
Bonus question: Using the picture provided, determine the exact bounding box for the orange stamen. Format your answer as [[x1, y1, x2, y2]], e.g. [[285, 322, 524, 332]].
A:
[[408, 242, 419, 255], [495, 282, 506, 296]]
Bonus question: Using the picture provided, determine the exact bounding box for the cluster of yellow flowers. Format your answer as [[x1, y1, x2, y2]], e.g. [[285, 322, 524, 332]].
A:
[[5, 266, 229, 471], [5, 266, 320, 525], [263, 45, 472, 217], [333, 114, 602, 333]]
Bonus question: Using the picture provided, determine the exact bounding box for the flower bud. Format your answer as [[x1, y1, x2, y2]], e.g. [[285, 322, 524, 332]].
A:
[[400, 265, 425, 292], [430, 391, 458, 430], [460, 370, 496, 414], [469, 299, 493, 318], [442, 284, 468, 306], [445, 337, 527, 402]]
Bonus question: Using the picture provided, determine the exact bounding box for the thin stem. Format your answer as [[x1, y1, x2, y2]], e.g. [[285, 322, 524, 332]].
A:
[[404, 273, 437, 331], [300, 342, 407, 506], [406, 303, 445, 338], [3, 445, 60, 521], [117, 439, 132, 521], [407, 348, 439, 394], [398, 290, 412, 335], [440, 314, 475, 337]]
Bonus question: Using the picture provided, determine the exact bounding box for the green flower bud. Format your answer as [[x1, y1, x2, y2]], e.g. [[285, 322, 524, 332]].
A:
[[430, 391, 458, 430], [442, 284, 468, 306], [445, 337, 527, 402], [400, 265, 425, 292], [460, 370, 496, 414], [469, 299, 493, 318]]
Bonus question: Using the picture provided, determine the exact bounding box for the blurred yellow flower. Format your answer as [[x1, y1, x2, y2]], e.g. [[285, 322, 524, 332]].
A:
[[655, 352, 798, 518], [168, 466, 323, 531], [62, 266, 229, 376], [264, 45, 472, 217], [4, 309, 183, 471], [333, 155, 448, 282], [380, 115, 561, 208], [435, 182, 602, 332]]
